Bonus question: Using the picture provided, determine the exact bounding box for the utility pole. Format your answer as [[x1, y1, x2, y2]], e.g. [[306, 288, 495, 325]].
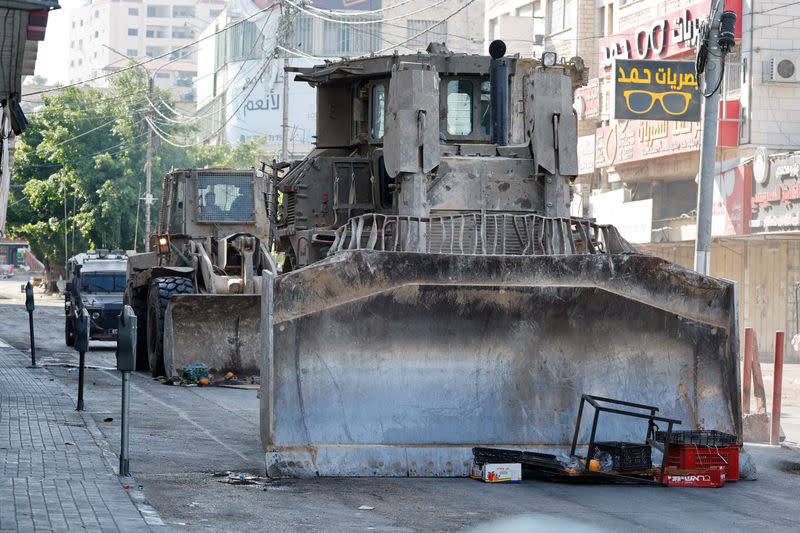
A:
[[144, 75, 154, 252], [280, 6, 292, 162], [693, 2, 736, 274]]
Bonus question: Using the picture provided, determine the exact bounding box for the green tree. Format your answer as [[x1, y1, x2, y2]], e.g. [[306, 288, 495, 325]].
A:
[[7, 68, 271, 271]]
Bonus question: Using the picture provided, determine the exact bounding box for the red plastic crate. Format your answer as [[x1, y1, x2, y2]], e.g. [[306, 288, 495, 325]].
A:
[[666, 444, 739, 481], [661, 466, 727, 487]]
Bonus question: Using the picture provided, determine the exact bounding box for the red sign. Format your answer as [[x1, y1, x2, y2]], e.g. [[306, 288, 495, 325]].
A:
[[574, 78, 600, 119], [599, 0, 742, 74], [595, 120, 701, 167], [712, 162, 751, 236]]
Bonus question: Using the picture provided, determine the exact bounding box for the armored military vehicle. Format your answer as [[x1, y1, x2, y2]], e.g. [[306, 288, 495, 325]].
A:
[[125, 168, 275, 376], [64, 250, 127, 345], [258, 42, 741, 477]]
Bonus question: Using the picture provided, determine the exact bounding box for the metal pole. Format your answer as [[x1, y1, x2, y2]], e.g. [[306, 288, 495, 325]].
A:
[[144, 76, 154, 252], [281, 56, 289, 162], [742, 327, 753, 414], [693, 2, 724, 275], [27, 311, 36, 366], [770, 331, 785, 445], [119, 371, 131, 476], [76, 350, 86, 411]]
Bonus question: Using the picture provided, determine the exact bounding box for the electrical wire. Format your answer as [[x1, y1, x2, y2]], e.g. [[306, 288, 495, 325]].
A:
[[24, 3, 282, 97], [282, 0, 451, 25], [369, 0, 480, 56], [306, 0, 418, 17]]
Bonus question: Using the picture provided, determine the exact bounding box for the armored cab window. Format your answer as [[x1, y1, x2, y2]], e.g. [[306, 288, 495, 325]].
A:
[[446, 80, 473, 135], [169, 179, 185, 234], [480, 81, 491, 136], [370, 83, 386, 139], [197, 174, 255, 223], [80, 272, 126, 293]]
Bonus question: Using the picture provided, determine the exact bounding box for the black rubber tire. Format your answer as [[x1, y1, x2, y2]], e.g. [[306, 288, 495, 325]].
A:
[[65, 315, 75, 347], [146, 276, 194, 377], [124, 287, 150, 371]]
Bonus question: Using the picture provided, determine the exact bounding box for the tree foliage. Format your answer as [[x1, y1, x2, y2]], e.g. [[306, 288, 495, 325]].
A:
[[8, 69, 269, 269]]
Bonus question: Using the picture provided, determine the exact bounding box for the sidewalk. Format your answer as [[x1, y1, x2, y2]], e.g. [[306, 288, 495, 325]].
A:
[[0, 338, 164, 532]]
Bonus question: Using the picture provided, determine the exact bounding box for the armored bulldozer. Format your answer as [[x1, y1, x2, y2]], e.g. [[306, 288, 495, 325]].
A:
[[125, 168, 275, 376], [257, 42, 741, 477]]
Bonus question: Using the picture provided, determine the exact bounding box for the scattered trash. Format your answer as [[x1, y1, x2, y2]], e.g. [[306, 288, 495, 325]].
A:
[[470, 463, 522, 483], [554, 452, 582, 473], [593, 451, 613, 472], [103, 417, 113, 422], [358, 505, 375, 511], [217, 472, 265, 486], [661, 466, 727, 487], [182, 364, 209, 382], [64, 442, 74, 446], [739, 449, 758, 480], [198, 377, 210, 386], [122, 485, 132, 490]]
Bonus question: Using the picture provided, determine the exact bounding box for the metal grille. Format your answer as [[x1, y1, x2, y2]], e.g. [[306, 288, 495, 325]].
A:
[[197, 173, 255, 223], [331, 213, 635, 257], [281, 192, 297, 227]]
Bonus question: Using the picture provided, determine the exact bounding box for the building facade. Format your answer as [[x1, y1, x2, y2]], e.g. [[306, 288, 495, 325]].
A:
[[65, 0, 225, 103], [195, 0, 485, 152]]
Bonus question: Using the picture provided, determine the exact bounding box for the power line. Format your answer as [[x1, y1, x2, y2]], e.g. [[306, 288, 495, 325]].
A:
[[370, 0, 480, 56], [307, 0, 418, 17], [283, 0, 451, 25], [24, 3, 282, 97]]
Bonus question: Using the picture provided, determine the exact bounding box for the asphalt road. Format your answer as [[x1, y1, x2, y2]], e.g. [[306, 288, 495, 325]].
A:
[[2, 276, 800, 532]]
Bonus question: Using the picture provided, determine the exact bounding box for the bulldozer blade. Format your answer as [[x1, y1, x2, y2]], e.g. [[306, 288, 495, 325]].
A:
[[261, 251, 741, 477], [164, 294, 260, 377]]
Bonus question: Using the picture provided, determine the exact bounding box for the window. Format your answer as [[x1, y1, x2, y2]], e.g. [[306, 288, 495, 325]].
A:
[[479, 81, 491, 136], [446, 80, 473, 136], [146, 46, 166, 57], [127, 49, 138, 56], [197, 174, 255, 223], [156, 72, 170, 79], [80, 19, 83, 27], [94, 30, 99, 38], [547, 0, 574, 34], [209, 9, 220, 18], [70, 60, 74, 67], [128, 28, 138, 36], [172, 28, 195, 39], [78, 58, 83, 66], [146, 5, 169, 18], [322, 16, 381, 56], [291, 14, 314, 54], [172, 6, 195, 18], [406, 19, 447, 49], [80, 273, 126, 293], [94, 10, 99, 18], [370, 84, 386, 139], [71, 21, 75, 28], [70, 40, 74, 48], [128, 8, 138, 16], [146, 26, 168, 38]]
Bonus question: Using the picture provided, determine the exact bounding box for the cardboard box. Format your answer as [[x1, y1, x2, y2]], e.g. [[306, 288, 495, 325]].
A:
[[470, 463, 521, 483]]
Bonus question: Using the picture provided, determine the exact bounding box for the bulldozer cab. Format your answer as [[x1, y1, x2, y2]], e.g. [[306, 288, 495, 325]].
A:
[[159, 168, 267, 243]]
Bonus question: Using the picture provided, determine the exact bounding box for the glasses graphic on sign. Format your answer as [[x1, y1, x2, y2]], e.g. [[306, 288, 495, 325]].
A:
[[622, 90, 692, 116]]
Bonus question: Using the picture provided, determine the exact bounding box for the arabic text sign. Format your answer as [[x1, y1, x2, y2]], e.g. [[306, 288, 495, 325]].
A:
[[614, 59, 700, 122]]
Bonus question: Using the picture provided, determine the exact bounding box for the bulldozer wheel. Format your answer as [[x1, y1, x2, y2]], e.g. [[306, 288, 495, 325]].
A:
[[124, 287, 149, 371], [146, 276, 194, 377]]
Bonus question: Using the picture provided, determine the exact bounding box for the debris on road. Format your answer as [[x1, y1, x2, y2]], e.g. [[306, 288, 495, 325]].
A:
[[357, 506, 375, 511]]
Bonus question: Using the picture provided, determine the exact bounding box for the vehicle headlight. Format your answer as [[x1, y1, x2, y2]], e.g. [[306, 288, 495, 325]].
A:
[[91, 311, 100, 320]]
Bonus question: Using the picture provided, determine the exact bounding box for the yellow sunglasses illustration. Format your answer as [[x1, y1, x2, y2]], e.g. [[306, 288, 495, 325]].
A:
[[623, 90, 692, 116]]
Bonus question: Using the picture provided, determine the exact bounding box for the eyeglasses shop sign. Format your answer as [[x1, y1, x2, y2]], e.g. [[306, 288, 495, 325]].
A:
[[613, 59, 700, 122]]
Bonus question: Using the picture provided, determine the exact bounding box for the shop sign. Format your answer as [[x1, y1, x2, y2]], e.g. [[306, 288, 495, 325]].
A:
[[595, 119, 701, 168], [577, 134, 596, 175], [613, 59, 700, 121], [599, 0, 742, 74], [750, 152, 800, 231], [574, 78, 600, 119], [712, 162, 752, 236]]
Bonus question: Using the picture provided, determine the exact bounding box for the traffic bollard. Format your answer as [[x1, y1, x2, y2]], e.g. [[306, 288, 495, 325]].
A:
[[24, 282, 36, 367], [771, 331, 785, 445], [74, 308, 90, 411], [116, 305, 137, 477]]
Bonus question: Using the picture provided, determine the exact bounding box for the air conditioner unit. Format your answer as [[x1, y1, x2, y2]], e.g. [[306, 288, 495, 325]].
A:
[[768, 56, 799, 82]]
